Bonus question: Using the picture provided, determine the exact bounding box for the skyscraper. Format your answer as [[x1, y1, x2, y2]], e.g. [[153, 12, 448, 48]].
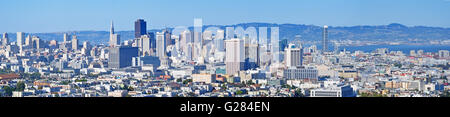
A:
[[2, 33, 8, 46], [141, 35, 151, 56], [214, 29, 225, 52], [164, 29, 172, 47], [25, 35, 31, 46], [16, 32, 24, 48], [72, 35, 79, 50], [156, 32, 166, 59], [135, 19, 147, 38], [32, 36, 42, 49], [109, 46, 139, 69], [63, 33, 69, 44], [225, 38, 245, 75], [285, 43, 303, 67], [109, 21, 120, 47], [322, 25, 328, 53], [2, 33, 7, 39], [225, 27, 234, 40]]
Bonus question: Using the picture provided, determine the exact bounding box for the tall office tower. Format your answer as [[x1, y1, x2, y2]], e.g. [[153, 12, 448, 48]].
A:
[[180, 30, 192, 55], [109, 21, 120, 47], [225, 27, 234, 40], [141, 35, 151, 56], [285, 43, 303, 67], [334, 41, 340, 54], [245, 43, 259, 70], [135, 19, 147, 38], [2, 32, 7, 39], [156, 32, 166, 58], [192, 31, 203, 60], [214, 29, 225, 52], [63, 33, 69, 44], [25, 35, 31, 46], [72, 35, 79, 50], [2, 33, 8, 47], [16, 32, 24, 48], [148, 32, 156, 49], [270, 27, 280, 63], [163, 29, 172, 47], [109, 46, 139, 69], [32, 36, 41, 49], [83, 41, 91, 50], [225, 38, 245, 75], [322, 25, 329, 53]]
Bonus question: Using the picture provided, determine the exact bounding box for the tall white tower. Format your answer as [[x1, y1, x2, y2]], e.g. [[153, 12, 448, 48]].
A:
[[17, 32, 24, 47], [225, 38, 245, 75]]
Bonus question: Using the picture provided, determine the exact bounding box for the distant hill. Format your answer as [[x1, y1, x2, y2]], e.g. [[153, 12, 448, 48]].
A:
[[3, 23, 449, 45]]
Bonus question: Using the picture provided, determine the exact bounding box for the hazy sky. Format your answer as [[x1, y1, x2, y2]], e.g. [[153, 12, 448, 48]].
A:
[[0, 0, 449, 33]]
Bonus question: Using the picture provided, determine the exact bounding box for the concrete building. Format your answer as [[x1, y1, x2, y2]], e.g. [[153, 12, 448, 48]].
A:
[[225, 38, 245, 75], [192, 74, 216, 84], [109, 46, 139, 69], [310, 85, 355, 97]]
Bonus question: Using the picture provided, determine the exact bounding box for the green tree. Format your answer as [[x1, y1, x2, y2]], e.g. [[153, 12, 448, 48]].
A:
[[236, 90, 243, 95], [183, 79, 192, 84], [2, 86, 14, 96], [15, 82, 25, 91], [294, 89, 304, 97]]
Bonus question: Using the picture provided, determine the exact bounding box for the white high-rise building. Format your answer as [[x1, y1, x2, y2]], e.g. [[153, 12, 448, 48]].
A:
[[180, 30, 192, 58], [63, 33, 69, 44], [156, 32, 166, 58], [225, 38, 245, 75], [25, 35, 31, 46], [16, 32, 24, 48], [285, 43, 303, 67], [72, 35, 79, 50], [2, 32, 7, 39], [141, 35, 151, 56], [2, 33, 8, 46]]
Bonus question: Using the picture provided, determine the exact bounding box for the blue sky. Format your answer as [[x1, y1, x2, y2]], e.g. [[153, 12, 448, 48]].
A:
[[0, 0, 449, 33]]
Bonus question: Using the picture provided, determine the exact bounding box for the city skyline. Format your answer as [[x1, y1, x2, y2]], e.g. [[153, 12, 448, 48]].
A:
[[1, 0, 450, 33]]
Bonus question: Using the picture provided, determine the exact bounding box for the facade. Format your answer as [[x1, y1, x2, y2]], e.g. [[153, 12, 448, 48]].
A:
[[192, 74, 216, 84], [156, 32, 166, 58], [109, 21, 120, 47], [322, 25, 328, 53], [2, 32, 8, 46], [134, 19, 147, 38], [285, 43, 303, 67], [132, 56, 160, 68], [72, 35, 79, 50], [16, 32, 24, 48], [283, 67, 318, 80], [310, 85, 355, 97], [141, 35, 151, 56], [439, 50, 449, 58], [109, 46, 139, 69], [225, 38, 245, 75]]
